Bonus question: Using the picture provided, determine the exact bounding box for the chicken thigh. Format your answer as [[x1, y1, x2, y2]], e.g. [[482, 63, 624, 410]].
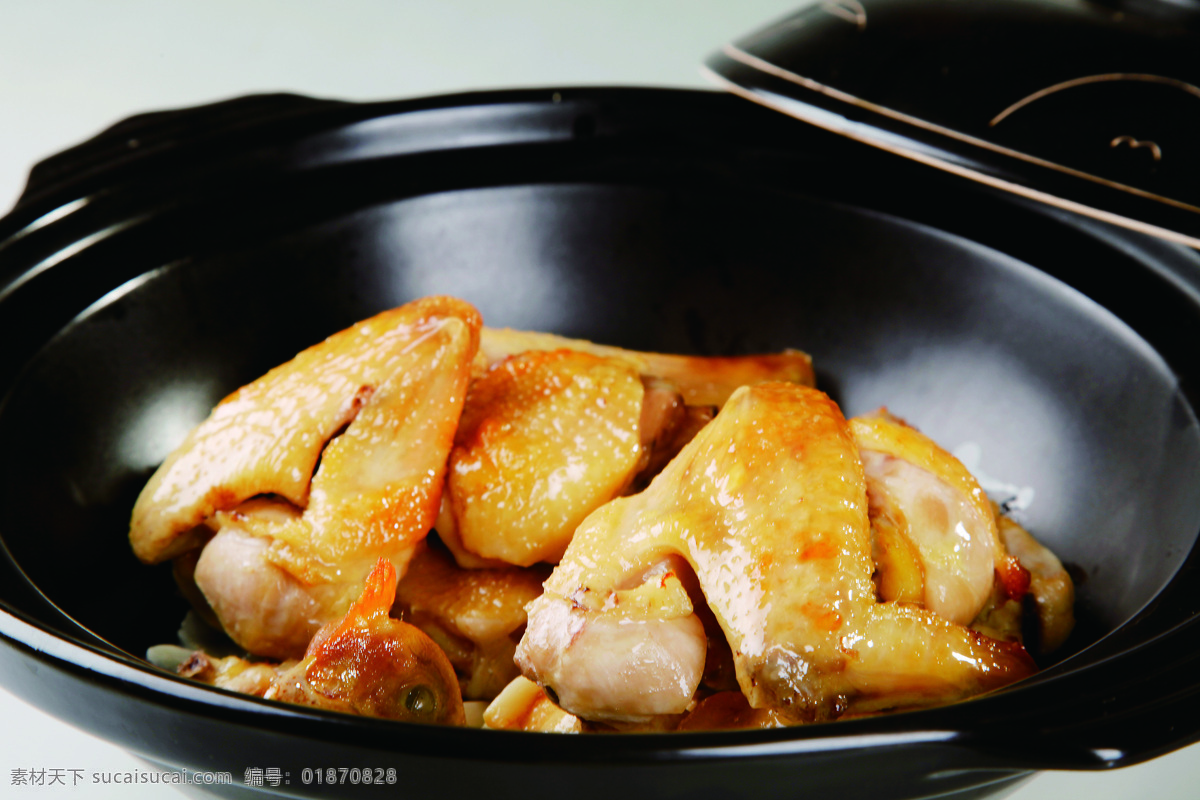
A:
[[517, 383, 1034, 725]]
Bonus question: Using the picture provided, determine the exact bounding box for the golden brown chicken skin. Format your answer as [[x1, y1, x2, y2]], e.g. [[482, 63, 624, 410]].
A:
[[851, 412, 1074, 658], [517, 383, 1035, 725], [130, 296, 482, 658], [393, 539, 548, 699], [477, 327, 814, 407], [439, 336, 810, 570], [443, 349, 645, 567], [177, 558, 465, 725]]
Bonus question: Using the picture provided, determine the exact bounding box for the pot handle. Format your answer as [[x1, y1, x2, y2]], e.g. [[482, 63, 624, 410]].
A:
[[957, 613, 1200, 770], [14, 93, 348, 210]]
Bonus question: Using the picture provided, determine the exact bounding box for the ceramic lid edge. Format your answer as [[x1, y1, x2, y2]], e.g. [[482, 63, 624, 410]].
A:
[[703, 0, 1200, 249]]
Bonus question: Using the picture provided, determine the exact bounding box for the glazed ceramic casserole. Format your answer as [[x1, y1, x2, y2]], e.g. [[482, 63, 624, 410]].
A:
[[0, 85, 1199, 800]]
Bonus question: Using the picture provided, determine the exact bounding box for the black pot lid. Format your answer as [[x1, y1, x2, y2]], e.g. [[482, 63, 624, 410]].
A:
[[703, 0, 1200, 248]]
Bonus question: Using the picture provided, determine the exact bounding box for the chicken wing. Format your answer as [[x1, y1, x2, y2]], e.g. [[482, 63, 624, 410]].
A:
[[174, 558, 465, 725], [517, 383, 1034, 724], [131, 296, 481, 657]]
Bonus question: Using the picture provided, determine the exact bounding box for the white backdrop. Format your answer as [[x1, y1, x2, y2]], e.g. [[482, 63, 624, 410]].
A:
[[0, 2, 1197, 798]]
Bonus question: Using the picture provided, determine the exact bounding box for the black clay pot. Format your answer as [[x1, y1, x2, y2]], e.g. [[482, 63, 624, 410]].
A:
[[1, 86, 1199, 800]]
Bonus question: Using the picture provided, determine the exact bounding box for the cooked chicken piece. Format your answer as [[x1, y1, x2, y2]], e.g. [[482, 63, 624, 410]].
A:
[[432, 499, 510, 570], [996, 513, 1075, 654], [968, 504, 1035, 646], [968, 577, 1026, 646], [868, 505, 926, 605], [630, 380, 716, 494], [483, 676, 582, 733], [175, 558, 465, 725], [633, 378, 688, 478], [131, 296, 481, 657], [192, 500, 327, 657], [441, 332, 805, 571], [443, 349, 645, 567], [517, 383, 1034, 725], [438, 369, 717, 570], [170, 546, 220, 630], [478, 327, 814, 407], [168, 648, 280, 697], [393, 539, 549, 699], [132, 298, 477, 563], [850, 412, 1007, 626], [517, 554, 707, 723]]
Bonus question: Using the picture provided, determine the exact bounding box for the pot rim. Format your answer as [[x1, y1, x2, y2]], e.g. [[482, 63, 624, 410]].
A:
[[0, 86, 1197, 775]]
